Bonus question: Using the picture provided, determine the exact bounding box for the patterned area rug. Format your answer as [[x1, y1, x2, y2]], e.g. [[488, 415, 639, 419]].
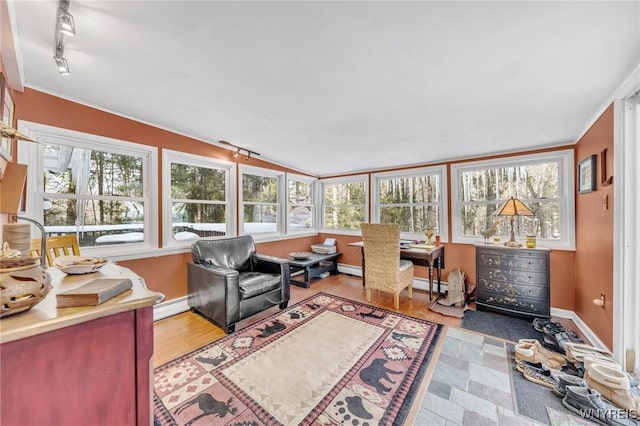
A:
[[154, 293, 442, 426]]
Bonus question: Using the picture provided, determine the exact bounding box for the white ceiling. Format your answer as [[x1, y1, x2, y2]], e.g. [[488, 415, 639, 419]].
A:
[[8, 1, 640, 176]]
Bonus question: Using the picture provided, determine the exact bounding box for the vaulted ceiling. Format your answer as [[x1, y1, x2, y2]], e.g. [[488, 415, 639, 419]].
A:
[[6, 1, 640, 176]]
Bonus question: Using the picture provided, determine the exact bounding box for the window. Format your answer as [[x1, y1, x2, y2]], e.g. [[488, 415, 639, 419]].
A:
[[18, 121, 158, 256], [450, 150, 575, 249], [240, 165, 284, 237], [287, 173, 317, 234], [372, 166, 448, 241], [163, 150, 235, 245], [321, 175, 368, 233]]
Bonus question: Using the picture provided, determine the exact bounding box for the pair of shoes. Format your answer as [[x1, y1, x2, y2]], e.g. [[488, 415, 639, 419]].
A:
[[515, 341, 565, 370], [517, 360, 558, 389], [566, 342, 615, 364], [533, 317, 561, 332], [553, 373, 587, 398], [519, 338, 566, 365], [562, 386, 638, 426], [544, 330, 584, 354], [585, 363, 640, 417]]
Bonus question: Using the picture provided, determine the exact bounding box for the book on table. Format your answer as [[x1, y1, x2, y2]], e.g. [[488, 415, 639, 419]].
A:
[[56, 278, 133, 308]]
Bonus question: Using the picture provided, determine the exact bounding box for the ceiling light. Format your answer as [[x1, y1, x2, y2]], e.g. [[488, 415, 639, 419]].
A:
[[54, 56, 70, 75], [58, 10, 76, 37], [53, 0, 75, 75], [233, 149, 240, 159]]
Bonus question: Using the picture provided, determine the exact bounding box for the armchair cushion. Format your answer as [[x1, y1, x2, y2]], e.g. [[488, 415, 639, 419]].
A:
[[239, 272, 282, 300]]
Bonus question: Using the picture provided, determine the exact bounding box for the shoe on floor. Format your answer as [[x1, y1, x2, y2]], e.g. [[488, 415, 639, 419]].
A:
[[533, 317, 562, 332], [562, 386, 638, 426], [565, 342, 614, 364], [553, 373, 587, 398], [519, 361, 558, 389], [515, 341, 565, 370], [585, 363, 640, 417], [518, 338, 566, 365]]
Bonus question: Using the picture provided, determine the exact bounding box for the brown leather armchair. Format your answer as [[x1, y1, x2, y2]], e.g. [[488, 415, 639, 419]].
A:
[[187, 235, 290, 334]]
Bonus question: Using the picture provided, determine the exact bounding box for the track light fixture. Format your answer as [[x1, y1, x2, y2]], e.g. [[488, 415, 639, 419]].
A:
[[53, 0, 75, 75], [219, 140, 260, 161]]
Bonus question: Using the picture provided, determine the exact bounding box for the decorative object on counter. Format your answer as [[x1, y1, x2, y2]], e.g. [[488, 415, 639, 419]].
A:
[[289, 251, 312, 260], [480, 219, 501, 244], [577, 155, 597, 194], [424, 226, 435, 245], [493, 236, 501, 245], [494, 197, 535, 248], [2, 223, 31, 256], [13, 215, 47, 268], [435, 234, 441, 246], [526, 234, 537, 249], [0, 244, 52, 318], [53, 255, 108, 275]]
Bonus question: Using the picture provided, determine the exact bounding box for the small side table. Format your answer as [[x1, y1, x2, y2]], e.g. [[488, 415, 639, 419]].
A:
[[288, 252, 342, 288]]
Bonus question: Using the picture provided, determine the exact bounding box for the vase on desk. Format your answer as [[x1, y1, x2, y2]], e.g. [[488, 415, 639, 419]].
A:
[[424, 227, 435, 245]]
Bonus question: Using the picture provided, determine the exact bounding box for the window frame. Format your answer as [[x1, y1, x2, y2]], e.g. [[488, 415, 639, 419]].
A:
[[17, 120, 159, 259], [450, 150, 575, 250], [371, 165, 449, 242], [286, 172, 318, 236], [320, 174, 369, 235], [239, 164, 285, 240], [162, 149, 236, 247]]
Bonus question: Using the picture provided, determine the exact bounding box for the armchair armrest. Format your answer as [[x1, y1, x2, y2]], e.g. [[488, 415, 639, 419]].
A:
[[252, 254, 290, 304], [187, 262, 241, 331]]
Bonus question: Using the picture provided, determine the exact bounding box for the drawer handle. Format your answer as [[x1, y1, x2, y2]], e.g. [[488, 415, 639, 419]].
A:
[[528, 261, 533, 265]]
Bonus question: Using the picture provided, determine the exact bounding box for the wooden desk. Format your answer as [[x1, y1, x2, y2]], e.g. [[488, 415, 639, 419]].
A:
[[0, 263, 162, 426], [348, 242, 445, 300]]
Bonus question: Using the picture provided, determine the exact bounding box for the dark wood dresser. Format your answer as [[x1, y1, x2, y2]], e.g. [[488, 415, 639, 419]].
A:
[[475, 244, 550, 318]]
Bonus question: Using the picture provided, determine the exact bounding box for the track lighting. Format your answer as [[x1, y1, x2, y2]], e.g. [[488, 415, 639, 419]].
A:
[[219, 140, 260, 161], [58, 9, 76, 36], [53, 0, 75, 75]]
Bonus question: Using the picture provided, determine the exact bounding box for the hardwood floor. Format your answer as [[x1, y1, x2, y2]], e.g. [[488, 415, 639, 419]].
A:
[[152, 273, 583, 367]]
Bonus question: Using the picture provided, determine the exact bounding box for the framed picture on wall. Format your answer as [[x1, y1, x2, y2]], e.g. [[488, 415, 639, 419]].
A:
[[578, 155, 596, 194], [1, 72, 15, 161]]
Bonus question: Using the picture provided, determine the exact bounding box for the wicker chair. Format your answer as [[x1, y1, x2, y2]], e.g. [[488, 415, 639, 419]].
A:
[[360, 223, 414, 309]]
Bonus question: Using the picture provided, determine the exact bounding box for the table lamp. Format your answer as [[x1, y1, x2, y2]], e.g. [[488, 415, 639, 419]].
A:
[[494, 197, 534, 248]]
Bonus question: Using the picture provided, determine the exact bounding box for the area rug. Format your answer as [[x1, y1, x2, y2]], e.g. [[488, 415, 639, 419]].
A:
[[153, 293, 442, 426], [461, 309, 544, 343], [428, 296, 468, 318]]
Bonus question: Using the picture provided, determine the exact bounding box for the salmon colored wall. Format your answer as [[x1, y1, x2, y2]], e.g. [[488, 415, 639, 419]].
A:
[[574, 105, 615, 348]]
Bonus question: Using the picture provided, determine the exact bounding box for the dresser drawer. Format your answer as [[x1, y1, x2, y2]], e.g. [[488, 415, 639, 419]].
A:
[[477, 266, 548, 286], [476, 248, 548, 272], [476, 291, 550, 316], [477, 278, 549, 299]]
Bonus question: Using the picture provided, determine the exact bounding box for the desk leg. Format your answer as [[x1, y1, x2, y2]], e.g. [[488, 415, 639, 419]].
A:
[[428, 263, 434, 301], [361, 247, 366, 287], [436, 258, 442, 296]]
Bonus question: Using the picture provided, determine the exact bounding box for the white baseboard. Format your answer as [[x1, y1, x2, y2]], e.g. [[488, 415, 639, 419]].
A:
[[153, 296, 189, 321], [551, 307, 607, 349]]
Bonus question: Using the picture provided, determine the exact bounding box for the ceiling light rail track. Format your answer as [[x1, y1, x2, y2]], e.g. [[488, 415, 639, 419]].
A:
[[53, 0, 75, 75], [218, 140, 260, 161]]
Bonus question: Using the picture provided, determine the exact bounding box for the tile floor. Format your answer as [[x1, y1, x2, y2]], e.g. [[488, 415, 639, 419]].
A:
[[415, 327, 548, 426]]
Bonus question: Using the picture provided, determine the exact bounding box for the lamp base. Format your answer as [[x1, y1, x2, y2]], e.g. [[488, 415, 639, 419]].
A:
[[504, 240, 522, 248]]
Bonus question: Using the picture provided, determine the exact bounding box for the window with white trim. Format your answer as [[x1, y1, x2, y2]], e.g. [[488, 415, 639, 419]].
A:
[[18, 121, 158, 256], [287, 173, 317, 233], [450, 150, 575, 249], [163, 150, 235, 245], [240, 165, 284, 237], [372, 166, 448, 241], [320, 175, 368, 233]]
